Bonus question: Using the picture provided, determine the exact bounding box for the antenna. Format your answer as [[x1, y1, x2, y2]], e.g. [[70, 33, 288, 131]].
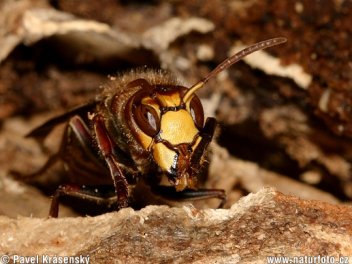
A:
[[182, 37, 287, 103]]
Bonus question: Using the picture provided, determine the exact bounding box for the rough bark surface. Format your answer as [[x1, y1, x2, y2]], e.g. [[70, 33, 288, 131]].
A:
[[1, 188, 351, 263]]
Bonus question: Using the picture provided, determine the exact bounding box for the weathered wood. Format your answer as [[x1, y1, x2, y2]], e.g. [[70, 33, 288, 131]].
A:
[[0, 188, 351, 263]]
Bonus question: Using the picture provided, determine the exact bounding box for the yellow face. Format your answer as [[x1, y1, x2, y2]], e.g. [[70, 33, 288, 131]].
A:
[[152, 109, 202, 190], [129, 86, 205, 191]]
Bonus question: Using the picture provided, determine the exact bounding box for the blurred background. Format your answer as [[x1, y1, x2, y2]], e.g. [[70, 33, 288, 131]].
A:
[[0, 0, 351, 217]]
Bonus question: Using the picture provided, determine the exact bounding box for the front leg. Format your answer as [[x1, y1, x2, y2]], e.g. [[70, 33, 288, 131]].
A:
[[151, 185, 226, 208], [49, 184, 117, 217], [93, 114, 129, 209], [191, 117, 217, 167]]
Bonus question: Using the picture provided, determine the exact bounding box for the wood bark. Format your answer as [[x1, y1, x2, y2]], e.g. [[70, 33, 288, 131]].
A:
[[1, 188, 351, 263]]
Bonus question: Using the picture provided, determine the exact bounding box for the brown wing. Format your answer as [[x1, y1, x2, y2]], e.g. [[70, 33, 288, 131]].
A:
[[26, 100, 98, 140]]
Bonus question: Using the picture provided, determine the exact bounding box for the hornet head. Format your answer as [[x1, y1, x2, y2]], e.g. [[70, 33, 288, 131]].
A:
[[125, 37, 287, 191]]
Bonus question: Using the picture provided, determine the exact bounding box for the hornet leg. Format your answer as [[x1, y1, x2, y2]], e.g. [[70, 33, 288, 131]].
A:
[[92, 114, 130, 209], [151, 185, 226, 208], [49, 184, 117, 217]]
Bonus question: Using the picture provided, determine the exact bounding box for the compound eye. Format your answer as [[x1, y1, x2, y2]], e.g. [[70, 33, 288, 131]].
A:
[[133, 104, 160, 137], [189, 96, 204, 129]]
